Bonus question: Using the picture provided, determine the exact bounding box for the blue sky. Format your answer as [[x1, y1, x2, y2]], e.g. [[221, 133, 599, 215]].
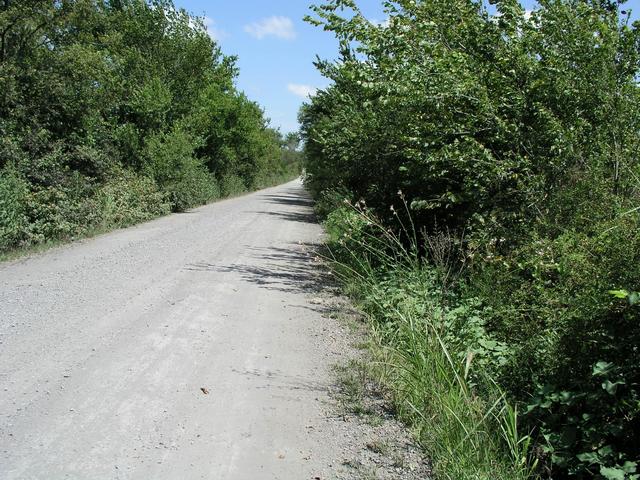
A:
[[172, 0, 388, 133], [173, 0, 638, 134]]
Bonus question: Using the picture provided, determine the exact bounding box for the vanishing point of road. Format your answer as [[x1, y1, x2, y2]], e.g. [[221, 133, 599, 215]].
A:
[[0, 180, 347, 479]]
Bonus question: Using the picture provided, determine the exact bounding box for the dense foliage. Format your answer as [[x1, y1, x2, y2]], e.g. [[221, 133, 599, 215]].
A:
[[302, 0, 640, 478], [0, 0, 300, 253]]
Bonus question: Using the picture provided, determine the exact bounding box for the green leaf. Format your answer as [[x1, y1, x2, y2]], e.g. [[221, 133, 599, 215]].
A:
[[622, 461, 638, 474], [601, 466, 627, 480], [608, 290, 629, 299], [593, 361, 614, 377], [602, 379, 625, 395], [598, 445, 614, 458], [576, 452, 599, 464]]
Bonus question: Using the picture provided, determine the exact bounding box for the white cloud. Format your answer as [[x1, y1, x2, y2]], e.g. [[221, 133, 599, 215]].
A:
[[244, 16, 296, 40], [287, 83, 317, 98], [203, 16, 228, 41]]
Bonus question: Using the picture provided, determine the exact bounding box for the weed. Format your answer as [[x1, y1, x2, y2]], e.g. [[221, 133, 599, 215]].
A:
[[323, 203, 539, 480]]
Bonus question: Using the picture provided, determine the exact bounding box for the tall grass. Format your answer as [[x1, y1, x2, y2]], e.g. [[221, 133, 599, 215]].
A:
[[323, 200, 538, 480]]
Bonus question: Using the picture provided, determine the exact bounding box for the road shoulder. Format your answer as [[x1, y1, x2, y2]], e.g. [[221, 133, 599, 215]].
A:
[[302, 250, 431, 480]]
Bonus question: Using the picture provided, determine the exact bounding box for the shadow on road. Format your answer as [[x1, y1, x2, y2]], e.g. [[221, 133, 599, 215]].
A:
[[251, 186, 317, 223], [184, 184, 342, 313], [258, 191, 315, 208], [251, 210, 317, 224], [185, 243, 341, 315], [187, 245, 327, 291]]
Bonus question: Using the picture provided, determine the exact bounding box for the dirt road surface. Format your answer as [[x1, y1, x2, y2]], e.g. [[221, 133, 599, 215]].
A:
[[0, 180, 353, 479]]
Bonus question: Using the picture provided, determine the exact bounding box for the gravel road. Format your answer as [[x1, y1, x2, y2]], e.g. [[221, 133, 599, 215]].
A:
[[0, 180, 352, 479]]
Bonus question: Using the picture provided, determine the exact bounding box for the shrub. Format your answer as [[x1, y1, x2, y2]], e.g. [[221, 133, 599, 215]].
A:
[[143, 128, 220, 211], [96, 169, 170, 227], [220, 173, 247, 197], [143, 128, 198, 187], [0, 167, 29, 251], [470, 214, 640, 478], [303, 0, 640, 477], [24, 187, 79, 244], [323, 204, 538, 480], [164, 167, 220, 212]]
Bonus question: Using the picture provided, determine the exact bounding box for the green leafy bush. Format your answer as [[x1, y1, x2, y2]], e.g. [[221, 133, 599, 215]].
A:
[[323, 204, 537, 480], [96, 169, 170, 227], [220, 174, 247, 197], [142, 128, 219, 211], [25, 187, 83, 243], [0, 167, 29, 250], [470, 214, 640, 478], [23, 173, 100, 243], [302, 0, 640, 477], [164, 167, 220, 212]]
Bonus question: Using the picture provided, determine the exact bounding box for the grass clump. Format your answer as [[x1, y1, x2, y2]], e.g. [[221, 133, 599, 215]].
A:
[[324, 202, 538, 480]]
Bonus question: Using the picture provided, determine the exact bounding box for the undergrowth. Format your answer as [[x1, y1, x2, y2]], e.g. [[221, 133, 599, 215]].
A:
[[323, 200, 539, 480], [0, 169, 298, 262], [303, 1, 640, 477]]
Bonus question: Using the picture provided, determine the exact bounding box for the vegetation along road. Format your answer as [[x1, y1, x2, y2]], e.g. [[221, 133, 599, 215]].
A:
[[2, 0, 639, 478], [0, 180, 351, 479]]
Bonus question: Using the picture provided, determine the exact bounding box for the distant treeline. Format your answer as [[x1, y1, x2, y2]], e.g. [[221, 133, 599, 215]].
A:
[[302, 0, 639, 479], [0, 0, 301, 253]]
